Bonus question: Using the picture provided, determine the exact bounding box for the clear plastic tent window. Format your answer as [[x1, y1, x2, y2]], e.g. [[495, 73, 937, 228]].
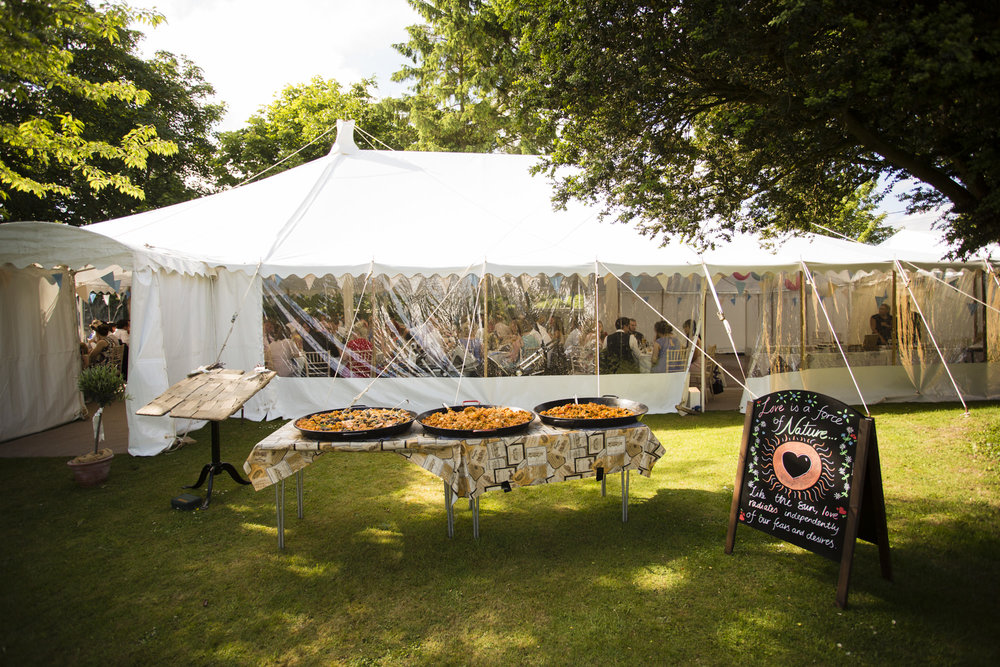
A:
[[261, 271, 703, 379]]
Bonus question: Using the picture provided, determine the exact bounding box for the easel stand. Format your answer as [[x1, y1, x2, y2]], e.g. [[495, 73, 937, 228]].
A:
[[726, 391, 892, 609], [184, 421, 251, 508]]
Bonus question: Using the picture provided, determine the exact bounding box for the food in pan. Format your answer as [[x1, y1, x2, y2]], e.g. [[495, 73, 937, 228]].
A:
[[539, 402, 635, 420], [421, 406, 532, 431], [295, 408, 412, 433]]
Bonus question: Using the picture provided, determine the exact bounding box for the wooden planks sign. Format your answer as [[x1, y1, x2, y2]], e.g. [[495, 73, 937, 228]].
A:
[[725, 390, 892, 608]]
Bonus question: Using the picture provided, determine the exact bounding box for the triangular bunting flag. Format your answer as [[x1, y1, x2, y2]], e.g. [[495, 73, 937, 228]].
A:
[[100, 271, 115, 288], [304, 274, 316, 289], [51, 273, 63, 289], [735, 281, 746, 296], [629, 275, 642, 291], [103, 293, 110, 306], [89, 292, 97, 303], [550, 275, 563, 291], [875, 294, 888, 307], [730, 297, 737, 306]]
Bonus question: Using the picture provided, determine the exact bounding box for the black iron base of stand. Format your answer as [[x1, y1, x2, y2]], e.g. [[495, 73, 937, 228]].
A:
[[184, 421, 250, 508]]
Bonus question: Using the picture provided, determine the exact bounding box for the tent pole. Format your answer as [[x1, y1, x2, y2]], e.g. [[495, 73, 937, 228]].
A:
[[800, 270, 807, 370], [891, 267, 898, 366], [594, 263, 602, 388], [983, 269, 989, 362], [482, 274, 490, 378]]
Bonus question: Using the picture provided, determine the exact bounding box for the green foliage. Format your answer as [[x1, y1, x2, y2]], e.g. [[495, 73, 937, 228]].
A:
[[393, 0, 554, 153], [211, 77, 417, 187], [434, 1, 1000, 256], [76, 363, 126, 408], [827, 181, 894, 244], [0, 0, 181, 212]]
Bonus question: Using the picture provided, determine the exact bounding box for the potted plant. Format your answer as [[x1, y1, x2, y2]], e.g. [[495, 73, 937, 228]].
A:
[[68, 363, 126, 486]]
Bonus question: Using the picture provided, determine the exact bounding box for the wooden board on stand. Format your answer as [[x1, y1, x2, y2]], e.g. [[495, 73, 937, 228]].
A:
[[138, 367, 276, 508]]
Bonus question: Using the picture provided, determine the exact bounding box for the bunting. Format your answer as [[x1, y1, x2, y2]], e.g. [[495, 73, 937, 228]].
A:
[[875, 294, 888, 307], [51, 273, 62, 289], [735, 281, 746, 297], [550, 275, 563, 291], [629, 275, 642, 291]]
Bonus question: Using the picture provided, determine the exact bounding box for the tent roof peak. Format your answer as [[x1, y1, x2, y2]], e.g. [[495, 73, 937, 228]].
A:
[[329, 119, 360, 155]]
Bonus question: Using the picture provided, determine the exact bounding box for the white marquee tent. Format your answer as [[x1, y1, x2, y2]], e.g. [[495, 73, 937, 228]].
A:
[[2, 121, 996, 453]]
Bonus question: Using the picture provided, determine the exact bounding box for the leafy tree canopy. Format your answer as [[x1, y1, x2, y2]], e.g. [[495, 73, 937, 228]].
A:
[[428, 0, 999, 256], [1, 17, 224, 225], [211, 77, 417, 188], [1, 0, 180, 215], [393, 0, 553, 153]]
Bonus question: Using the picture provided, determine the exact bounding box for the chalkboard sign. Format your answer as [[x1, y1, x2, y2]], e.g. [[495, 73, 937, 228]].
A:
[[725, 390, 892, 608]]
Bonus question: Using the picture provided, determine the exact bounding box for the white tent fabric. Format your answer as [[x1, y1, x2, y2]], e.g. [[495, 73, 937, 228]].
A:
[[1, 121, 994, 452]]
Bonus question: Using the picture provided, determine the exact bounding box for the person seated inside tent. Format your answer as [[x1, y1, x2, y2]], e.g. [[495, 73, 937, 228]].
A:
[[650, 320, 682, 373], [601, 316, 640, 373], [629, 318, 645, 347], [85, 322, 119, 368], [870, 303, 894, 345]]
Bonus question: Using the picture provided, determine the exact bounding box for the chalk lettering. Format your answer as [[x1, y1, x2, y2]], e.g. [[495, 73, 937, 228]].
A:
[[797, 501, 817, 513], [774, 416, 829, 439]]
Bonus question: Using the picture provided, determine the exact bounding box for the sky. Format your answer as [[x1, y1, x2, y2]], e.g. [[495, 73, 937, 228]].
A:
[[124, 0, 935, 230], [127, 0, 419, 132]]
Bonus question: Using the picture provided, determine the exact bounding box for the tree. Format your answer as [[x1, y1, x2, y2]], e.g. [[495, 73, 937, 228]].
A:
[[1, 0, 179, 215], [1, 24, 224, 225], [392, 0, 552, 153], [433, 1, 1000, 256], [212, 78, 417, 188]]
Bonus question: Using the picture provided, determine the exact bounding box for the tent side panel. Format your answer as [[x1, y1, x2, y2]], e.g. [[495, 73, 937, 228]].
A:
[[0, 266, 84, 443]]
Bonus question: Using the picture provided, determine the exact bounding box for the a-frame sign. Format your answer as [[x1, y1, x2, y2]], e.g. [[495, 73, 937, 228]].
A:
[[725, 390, 892, 608]]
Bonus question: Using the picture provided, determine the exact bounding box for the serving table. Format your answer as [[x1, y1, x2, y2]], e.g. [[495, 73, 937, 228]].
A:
[[138, 367, 276, 508], [244, 419, 665, 548]]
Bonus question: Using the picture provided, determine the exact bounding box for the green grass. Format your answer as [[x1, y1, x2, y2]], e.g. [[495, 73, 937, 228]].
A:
[[1, 404, 998, 665]]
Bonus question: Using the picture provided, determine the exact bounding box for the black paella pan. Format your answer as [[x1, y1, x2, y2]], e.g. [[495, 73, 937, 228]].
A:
[[416, 403, 535, 438], [294, 405, 417, 441], [533, 395, 648, 429]]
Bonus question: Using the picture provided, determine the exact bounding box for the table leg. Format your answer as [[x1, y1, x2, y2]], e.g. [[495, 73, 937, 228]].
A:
[[444, 483, 454, 538], [621, 469, 630, 523], [184, 421, 250, 508], [296, 470, 304, 519], [472, 496, 480, 540], [276, 479, 285, 550]]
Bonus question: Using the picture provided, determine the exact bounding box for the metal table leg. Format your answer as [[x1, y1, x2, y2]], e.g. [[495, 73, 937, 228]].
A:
[[296, 470, 304, 519], [472, 496, 480, 539], [276, 479, 285, 550], [444, 482, 454, 538], [621, 469, 630, 522]]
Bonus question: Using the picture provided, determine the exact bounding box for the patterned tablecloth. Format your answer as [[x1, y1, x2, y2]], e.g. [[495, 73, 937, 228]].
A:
[[244, 420, 665, 499]]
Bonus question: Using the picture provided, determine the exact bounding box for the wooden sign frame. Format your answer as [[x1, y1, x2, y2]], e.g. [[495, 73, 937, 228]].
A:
[[725, 391, 892, 609]]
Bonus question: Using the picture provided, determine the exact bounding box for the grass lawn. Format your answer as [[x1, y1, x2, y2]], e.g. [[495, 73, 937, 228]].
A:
[[1, 402, 998, 665]]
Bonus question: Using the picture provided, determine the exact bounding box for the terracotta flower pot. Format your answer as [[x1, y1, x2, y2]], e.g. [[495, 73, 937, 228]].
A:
[[67, 449, 113, 487]]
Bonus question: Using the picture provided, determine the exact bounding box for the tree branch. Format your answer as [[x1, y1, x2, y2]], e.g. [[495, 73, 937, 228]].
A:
[[841, 108, 978, 212]]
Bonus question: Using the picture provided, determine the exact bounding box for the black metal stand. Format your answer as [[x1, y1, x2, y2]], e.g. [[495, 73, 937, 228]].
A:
[[184, 421, 250, 508]]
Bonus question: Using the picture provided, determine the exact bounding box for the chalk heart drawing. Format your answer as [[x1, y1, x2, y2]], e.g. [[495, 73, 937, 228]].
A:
[[773, 441, 822, 490], [782, 451, 812, 478]]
